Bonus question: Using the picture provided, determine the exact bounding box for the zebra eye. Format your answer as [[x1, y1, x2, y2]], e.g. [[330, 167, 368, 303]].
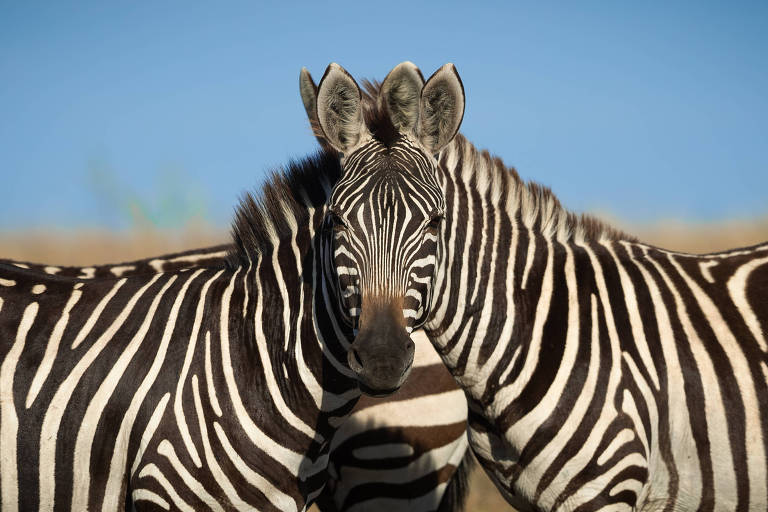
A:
[[426, 215, 443, 231], [328, 211, 348, 230]]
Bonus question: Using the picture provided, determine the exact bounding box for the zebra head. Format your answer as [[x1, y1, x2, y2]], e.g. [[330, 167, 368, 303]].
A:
[[301, 62, 464, 396]]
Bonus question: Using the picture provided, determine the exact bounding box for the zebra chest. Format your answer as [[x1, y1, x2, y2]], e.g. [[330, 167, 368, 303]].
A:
[[465, 414, 537, 511], [466, 401, 653, 511]]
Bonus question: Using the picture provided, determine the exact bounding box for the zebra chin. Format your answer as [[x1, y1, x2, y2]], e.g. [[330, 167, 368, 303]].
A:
[[347, 349, 415, 397], [346, 307, 416, 396]]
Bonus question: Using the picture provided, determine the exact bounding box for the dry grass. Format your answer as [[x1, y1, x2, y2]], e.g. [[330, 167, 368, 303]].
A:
[[0, 228, 227, 266], [2, 219, 765, 511], [625, 217, 768, 254]]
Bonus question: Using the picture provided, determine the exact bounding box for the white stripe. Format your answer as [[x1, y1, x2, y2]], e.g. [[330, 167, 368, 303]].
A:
[[26, 286, 82, 408], [644, 250, 733, 508], [130, 393, 171, 477], [204, 331, 223, 417], [137, 463, 194, 512], [331, 389, 467, 448], [132, 489, 170, 510], [506, 243, 578, 453], [111, 265, 136, 277], [728, 256, 768, 351], [609, 479, 644, 499], [411, 330, 442, 368], [1, 302, 38, 512], [699, 260, 718, 283], [71, 279, 126, 349], [149, 250, 228, 272], [521, 228, 536, 290], [79, 267, 95, 279]]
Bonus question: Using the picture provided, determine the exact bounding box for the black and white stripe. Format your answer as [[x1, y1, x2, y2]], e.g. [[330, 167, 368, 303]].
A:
[[317, 330, 470, 512], [327, 135, 445, 332], [418, 113, 768, 510], [319, 62, 768, 510], [0, 156, 364, 510]]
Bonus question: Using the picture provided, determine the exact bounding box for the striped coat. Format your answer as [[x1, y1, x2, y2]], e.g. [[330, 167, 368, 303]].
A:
[[0, 156, 363, 511]]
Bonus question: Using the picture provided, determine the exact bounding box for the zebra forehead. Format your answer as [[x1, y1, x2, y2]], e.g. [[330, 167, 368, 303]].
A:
[[331, 175, 443, 218], [332, 148, 444, 210]]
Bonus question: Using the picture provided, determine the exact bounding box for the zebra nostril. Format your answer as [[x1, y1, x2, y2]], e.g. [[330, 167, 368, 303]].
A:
[[347, 348, 364, 374]]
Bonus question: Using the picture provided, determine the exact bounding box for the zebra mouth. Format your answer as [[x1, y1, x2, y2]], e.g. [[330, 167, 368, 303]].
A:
[[358, 382, 402, 397]]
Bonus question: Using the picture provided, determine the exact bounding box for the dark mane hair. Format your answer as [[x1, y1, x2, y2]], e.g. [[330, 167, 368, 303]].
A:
[[227, 149, 340, 267], [361, 80, 401, 147]]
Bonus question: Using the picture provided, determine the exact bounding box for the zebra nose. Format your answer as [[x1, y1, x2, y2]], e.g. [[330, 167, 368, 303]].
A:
[[347, 347, 364, 374], [346, 335, 415, 396]]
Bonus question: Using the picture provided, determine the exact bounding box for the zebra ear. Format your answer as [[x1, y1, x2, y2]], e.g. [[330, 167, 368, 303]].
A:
[[417, 63, 465, 154], [380, 61, 425, 134], [299, 67, 330, 149], [316, 63, 371, 154], [299, 67, 318, 121]]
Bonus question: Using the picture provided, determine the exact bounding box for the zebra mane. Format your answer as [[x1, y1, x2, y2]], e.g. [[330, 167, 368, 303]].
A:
[[447, 134, 633, 243], [227, 150, 341, 266]]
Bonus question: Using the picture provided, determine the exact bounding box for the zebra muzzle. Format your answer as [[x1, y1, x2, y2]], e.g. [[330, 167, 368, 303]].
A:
[[347, 308, 415, 396]]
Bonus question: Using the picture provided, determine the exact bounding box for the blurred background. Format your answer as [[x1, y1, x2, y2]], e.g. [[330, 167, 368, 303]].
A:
[[2, 2, 767, 510]]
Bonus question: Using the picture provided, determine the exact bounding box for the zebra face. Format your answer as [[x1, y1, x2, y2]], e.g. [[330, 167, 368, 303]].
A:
[[326, 139, 445, 395], [306, 61, 464, 395]]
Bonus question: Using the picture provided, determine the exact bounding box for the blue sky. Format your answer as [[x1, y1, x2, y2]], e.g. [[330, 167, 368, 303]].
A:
[[1, 1, 767, 231]]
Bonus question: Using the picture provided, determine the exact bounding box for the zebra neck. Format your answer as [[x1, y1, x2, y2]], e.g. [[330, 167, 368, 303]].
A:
[[426, 134, 629, 399]]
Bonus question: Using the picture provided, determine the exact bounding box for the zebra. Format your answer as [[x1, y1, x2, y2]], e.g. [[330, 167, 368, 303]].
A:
[[5, 245, 472, 511], [0, 63, 475, 510], [310, 61, 768, 510], [300, 67, 472, 512]]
